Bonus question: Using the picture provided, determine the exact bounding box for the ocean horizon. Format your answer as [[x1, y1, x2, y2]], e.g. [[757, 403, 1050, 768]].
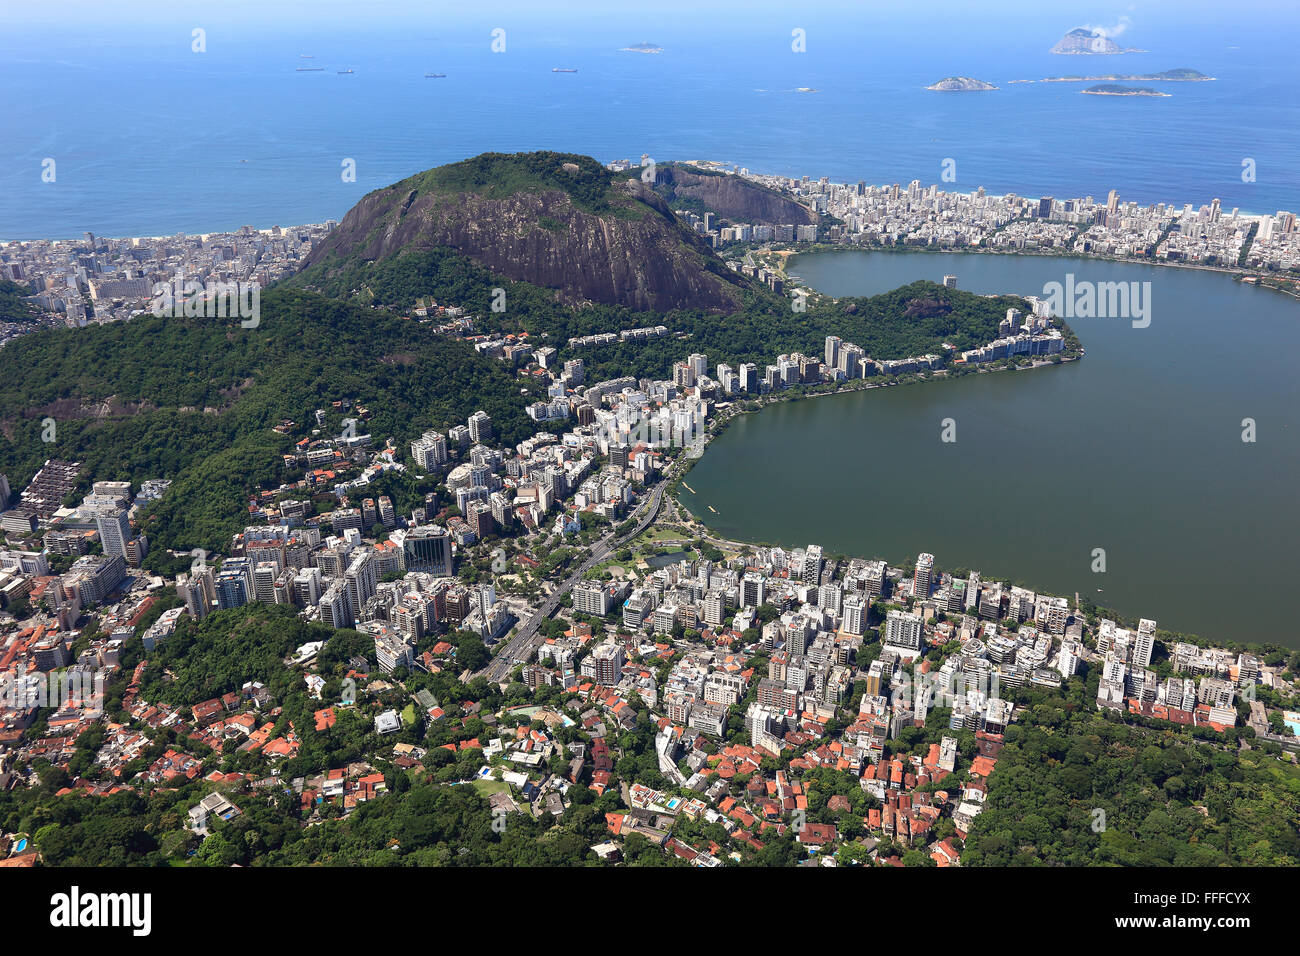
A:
[[3, 0, 1298, 240]]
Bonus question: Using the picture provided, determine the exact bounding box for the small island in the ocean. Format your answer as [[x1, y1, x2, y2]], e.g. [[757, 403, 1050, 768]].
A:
[[1044, 68, 1214, 82], [926, 76, 997, 91], [621, 41, 664, 54], [1082, 84, 1170, 97], [1051, 27, 1143, 54]]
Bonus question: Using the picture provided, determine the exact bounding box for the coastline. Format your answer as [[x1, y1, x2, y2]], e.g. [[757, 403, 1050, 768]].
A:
[[763, 240, 1263, 281], [1, 160, 1285, 244]]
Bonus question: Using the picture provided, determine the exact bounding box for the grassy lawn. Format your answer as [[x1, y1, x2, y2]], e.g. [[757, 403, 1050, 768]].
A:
[[641, 526, 691, 542], [472, 778, 511, 797]]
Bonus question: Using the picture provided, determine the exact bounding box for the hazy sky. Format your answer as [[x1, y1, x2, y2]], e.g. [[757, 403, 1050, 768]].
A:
[[6, 0, 1295, 33]]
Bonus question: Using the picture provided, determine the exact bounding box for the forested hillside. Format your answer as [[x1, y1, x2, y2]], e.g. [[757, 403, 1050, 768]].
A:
[[0, 289, 542, 556], [964, 673, 1300, 866]]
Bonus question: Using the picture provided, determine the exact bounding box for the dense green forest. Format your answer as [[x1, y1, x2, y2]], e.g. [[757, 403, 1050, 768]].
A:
[[963, 672, 1300, 866], [0, 279, 38, 323], [0, 768, 675, 867], [135, 604, 329, 707]]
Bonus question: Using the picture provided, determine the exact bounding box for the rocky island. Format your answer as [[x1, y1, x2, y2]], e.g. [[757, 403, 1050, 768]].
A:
[[926, 76, 997, 92], [621, 41, 664, 54], [1044, 68, 1213, 82], [1051, 27, 1142, 54], [1082, 84, 1170, 97]]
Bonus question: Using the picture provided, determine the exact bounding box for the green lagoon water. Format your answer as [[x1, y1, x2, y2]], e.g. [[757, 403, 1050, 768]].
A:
[[682, 251, 1300, 647]]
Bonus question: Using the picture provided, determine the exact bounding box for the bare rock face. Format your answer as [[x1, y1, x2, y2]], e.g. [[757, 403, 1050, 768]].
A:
[[1051, 28, 1124, 54], [651, 165, 819, 226], [904, 296, 952, 318], [302, 153, 749, 312]]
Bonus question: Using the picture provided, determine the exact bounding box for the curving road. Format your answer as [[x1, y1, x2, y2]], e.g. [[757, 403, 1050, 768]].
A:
[[476, 479, 669, 682]]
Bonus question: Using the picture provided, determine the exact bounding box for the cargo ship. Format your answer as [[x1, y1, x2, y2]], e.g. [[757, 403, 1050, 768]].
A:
[[552, 67, 578, 73], [425, 72, 446, 78]]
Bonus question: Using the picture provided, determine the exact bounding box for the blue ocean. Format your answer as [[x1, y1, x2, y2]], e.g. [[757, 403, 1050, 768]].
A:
[[2, 0, 1298, 239]]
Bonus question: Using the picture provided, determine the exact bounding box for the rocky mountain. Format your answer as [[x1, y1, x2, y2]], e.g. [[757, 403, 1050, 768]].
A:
[[1051, 28, 1135, 54], [649, 164, 819, 226], [298, 151, 750, 313]]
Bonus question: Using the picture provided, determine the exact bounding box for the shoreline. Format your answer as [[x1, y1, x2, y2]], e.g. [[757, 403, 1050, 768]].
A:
[[666, 351, 1298, 655], [1, 160, 1286, 244], [769, 241, 1267, 282]]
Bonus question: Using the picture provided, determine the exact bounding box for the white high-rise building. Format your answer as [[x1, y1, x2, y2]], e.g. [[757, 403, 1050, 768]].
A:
[[294, 567, 323, 606], [1133, 618, 1158, 669], [1057, 640, 1081, 679], [467, 410, 493, 444], [95, 508, 131, 559], [410, 429, 448, 470], [345, 552, 377, 618], [883, 609, 923, 653], [824, 335, 841, 370], [803, 544, 823, 586], [320, 582, 352, 629], [1034, 595, 1070, 634], [838, 342, 864, 379], [591, 643, 625, 686], [252, 562, 279, 603], [842, 594, 866, 636], [913, 553, 934, 599], [818, 582, 842, 614]]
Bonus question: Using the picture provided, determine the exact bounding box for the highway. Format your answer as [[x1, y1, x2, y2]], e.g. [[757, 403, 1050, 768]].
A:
[[476, 479, 669, 683]]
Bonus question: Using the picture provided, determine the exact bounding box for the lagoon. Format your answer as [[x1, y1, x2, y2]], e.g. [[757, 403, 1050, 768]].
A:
[[682, 250, 1300, 646]]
